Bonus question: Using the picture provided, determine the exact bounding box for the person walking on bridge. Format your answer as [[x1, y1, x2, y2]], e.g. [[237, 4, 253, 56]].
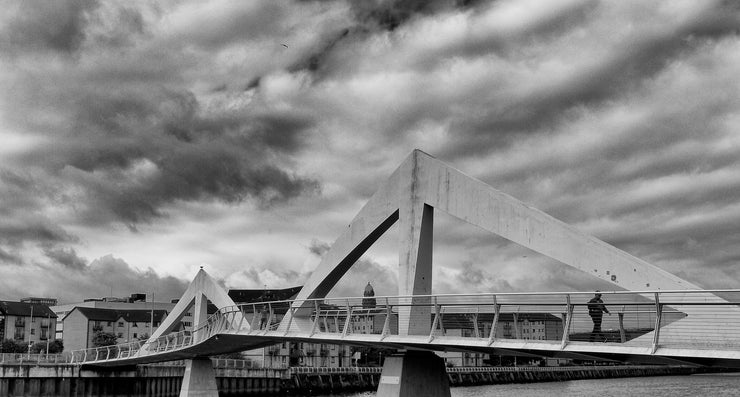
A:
[[588, 291, 610, 342]]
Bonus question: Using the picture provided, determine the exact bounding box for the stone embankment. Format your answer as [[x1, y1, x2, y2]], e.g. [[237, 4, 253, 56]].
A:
[[0, 362, 704, 396]]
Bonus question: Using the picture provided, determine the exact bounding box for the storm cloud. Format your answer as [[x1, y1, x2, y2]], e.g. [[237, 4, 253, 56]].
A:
[[2, 0, 740, 303]]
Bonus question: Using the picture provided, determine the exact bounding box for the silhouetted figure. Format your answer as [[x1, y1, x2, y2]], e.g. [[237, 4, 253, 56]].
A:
[[588, 291, 610, 342]]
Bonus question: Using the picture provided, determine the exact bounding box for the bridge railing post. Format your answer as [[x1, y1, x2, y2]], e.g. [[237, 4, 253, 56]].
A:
[[342, 299, 352, 338], [268, 303, 275, 332], [232, 308, 242, 333], [249, 303, 258, 332], [283, 303, 296, 336], [473, 306, 480, 339], [241, 305, 250, 332], [310, 300, 320, 336], [319, 310, 331, 332], [381, 297, 392, 340], [618, 311, 626, 343], [651, 292, 663, 354], [487, 295, 499, 346], [222, 309, 231, 332], [560, 294, 573, 349], [429, 296, 444, 342]]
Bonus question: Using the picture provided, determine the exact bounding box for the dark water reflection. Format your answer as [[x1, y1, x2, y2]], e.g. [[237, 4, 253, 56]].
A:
[[313, 373, 740, 397]]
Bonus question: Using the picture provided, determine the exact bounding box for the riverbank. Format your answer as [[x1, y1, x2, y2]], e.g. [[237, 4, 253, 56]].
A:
[[0, 362, 709, 396]]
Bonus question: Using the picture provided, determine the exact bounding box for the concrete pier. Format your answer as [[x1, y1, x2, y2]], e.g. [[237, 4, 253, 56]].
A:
[[377, 351, 451, 397], [179, 359, 218, 397]]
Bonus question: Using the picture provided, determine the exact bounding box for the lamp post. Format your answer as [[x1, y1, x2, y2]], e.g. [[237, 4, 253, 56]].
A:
[[27, 305, 33, 358]]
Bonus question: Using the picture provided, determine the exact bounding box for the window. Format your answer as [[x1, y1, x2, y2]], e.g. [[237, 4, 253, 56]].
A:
[[117, 333, 123, 338], [133, 333, 137, 338], [132, 322, 138, 328], [118, 321, 124, 327], [107, 322, 112, 326], [30, 328, 35, 335]]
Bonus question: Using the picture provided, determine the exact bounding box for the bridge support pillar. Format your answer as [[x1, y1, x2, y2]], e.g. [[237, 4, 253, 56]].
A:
[[179, 358, 218, 397], [377, 351, 450, 397]]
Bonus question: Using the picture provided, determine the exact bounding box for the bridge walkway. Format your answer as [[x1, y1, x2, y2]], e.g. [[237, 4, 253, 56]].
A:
[[69, 289, 740, 368]]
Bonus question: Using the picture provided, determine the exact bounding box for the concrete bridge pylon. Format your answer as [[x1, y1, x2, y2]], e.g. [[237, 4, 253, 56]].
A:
[[143, 268, 243, 397], [284, 149, 711, 330], [278, 149, 728, 396]]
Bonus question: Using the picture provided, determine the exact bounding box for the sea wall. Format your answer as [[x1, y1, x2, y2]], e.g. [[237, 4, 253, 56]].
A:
[[0, 363, 702, 396], [281, 365, 701, 395], [0, 364, 287, 397], [445, 365, 699, 386]]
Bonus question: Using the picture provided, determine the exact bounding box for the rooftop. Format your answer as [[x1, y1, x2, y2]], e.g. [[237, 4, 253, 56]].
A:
[[0, 300, 57, 318]]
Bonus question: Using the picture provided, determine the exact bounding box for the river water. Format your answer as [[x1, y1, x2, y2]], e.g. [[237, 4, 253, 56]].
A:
[[317, 373, 740, 397]]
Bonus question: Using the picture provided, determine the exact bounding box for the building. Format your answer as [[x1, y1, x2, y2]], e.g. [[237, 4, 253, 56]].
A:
[[0, 301, 57, 348], [61, 307, 168, 352], [436, 312, 564, 367], [51, 294, 182, 342]]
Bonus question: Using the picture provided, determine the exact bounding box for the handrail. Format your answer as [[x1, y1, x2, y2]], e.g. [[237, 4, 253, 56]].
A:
[[66, 289, 740, 366]]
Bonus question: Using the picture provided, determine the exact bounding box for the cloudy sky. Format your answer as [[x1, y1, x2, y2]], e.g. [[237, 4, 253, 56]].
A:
[[2, 0, 740, 304]]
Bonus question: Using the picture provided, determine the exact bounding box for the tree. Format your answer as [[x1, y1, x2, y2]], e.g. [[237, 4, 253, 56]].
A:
[[30, 339, 64, 354], [91, 331, 118, 347], [1, 339, 27, 353]]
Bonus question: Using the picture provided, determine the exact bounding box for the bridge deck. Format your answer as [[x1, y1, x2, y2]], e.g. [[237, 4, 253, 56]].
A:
[[70, 290, 740, 368]]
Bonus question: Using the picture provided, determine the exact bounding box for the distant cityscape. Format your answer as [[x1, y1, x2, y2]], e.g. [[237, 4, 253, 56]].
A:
[[1, 282, 565, 367]]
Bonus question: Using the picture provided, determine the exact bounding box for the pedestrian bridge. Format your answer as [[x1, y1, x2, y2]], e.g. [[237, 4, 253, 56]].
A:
[[66, 150, 740, 396], [69, 287, 740, 369]]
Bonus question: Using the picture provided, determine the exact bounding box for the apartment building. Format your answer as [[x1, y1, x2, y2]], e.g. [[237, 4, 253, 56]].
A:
[[51, 294, 183, 341], [61, 307, 169, 351], [0, 301, 57, 348]]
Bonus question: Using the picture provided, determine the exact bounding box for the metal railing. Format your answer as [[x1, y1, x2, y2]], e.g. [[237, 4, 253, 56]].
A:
[[67, 289, 740, 365], [0, 353, 70, 364]]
